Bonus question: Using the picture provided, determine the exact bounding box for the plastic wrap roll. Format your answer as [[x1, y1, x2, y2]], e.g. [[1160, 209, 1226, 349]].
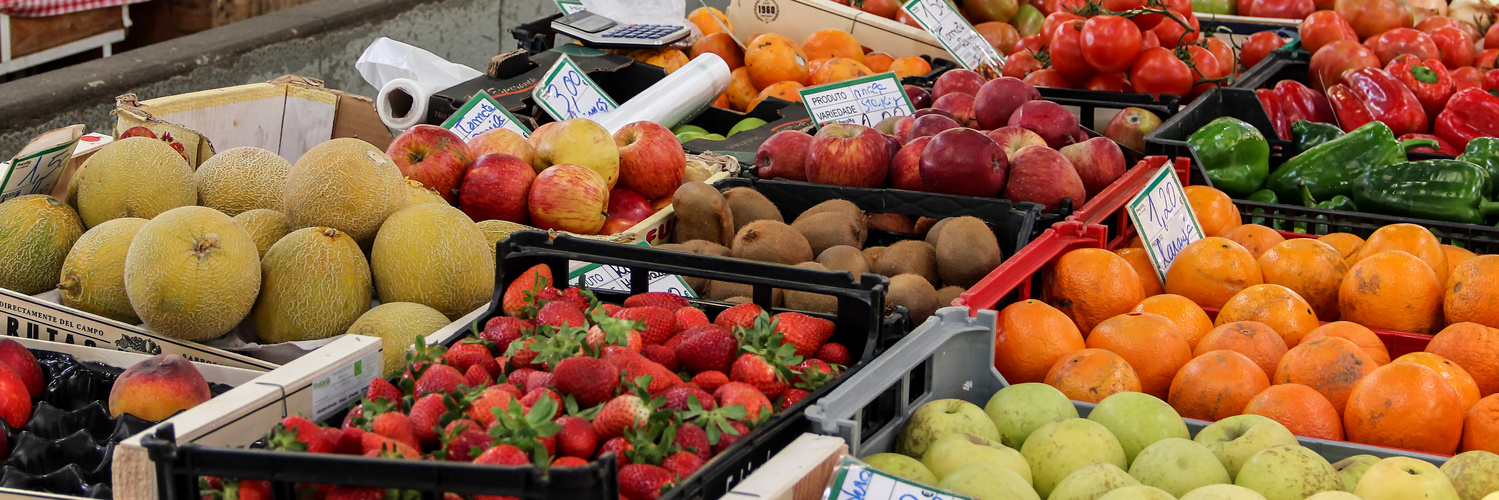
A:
[[595, 53, 733, 134], [357, 37, 483, 131], [376, 78, 435, 131]]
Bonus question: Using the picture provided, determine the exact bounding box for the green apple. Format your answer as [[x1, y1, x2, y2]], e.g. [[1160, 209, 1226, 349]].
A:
[[937, 462, 1040, 500], [1233, 445, 1341, 500], [671, 124, 708, 136], [1332, 455, 1379, 492], [727, 118, 767, 137], [921, 433, 1031, 483], [1181, 484, 1268, 500], [1354, 457, 1460, 500], [985, 383, 1079, 449], [676, 131, 709, 143], [1193, 414, 1298, 480], [1305, 492, 1361, 500], [1442, 450, 1499, 500], [1129, 438, 1231, 497], [1089, 392, 1191, 464], [863, 453, 938, 485], [1022, 418, 1127, 498], [1098, 485, 1177, 500], [896, 399, 1002, 458], [1050, 463, 1141, 500]]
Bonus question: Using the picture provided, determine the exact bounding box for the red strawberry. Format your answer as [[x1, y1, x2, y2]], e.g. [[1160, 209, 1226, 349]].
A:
[[537, 301, 587, 328], [369, 412, 419, 450], [661, 385, 716, 413], [587, 325, 642, 352], [507, 367, 538, 388], [690, 371, 730, 394], [552, 357, 620, 408], [524, 371, 554, 393], [521, 388, 563, 418], [613, 307, 678, 345], [624, 292, 689, 310], [559, 287, 592, 310], [324, 485, 384, 500], [473, 444, 531, 465], [713, 303, 764, 333], [674, 307, 709, 331], [594, 395, 651, 439], [792, 359, 838, 387], [673, 325, 737, 374], [712, 421, 750, 454], [365, 378, 403, 408], [776, 388, 811, 410], [674, 423, 711, 461], [335, 426, 366, 454], [279, 416, 336, 453], [442, 419, 492, 461], [233, 479, 272, 500], [468, 385, 518, 427], [661, 451, 703, 479], [494, 383, 524, 399], [714, 382, 772, 421], [772, 312, 834, 357], [641, 345, 679, 372], [463, 364, 492, 387], [601, 345, 645, 367], [502, 264, 553, 317], [619, 464, 676, 500], [508, 338, 541, 369], [480, 316, 534, 355], [616, 357, 681, 394], [597, 436, 633, 467], [407, 393, 449, 447], [415, 364, 466, 398], [730, 353, 788, 399], [556, 416, 598, 458], [446, 342, 501, 377], [360, 432, 419, 458], [534, 287, 564, 307], [603, 303, 624, 315], [815, 342, 851, 366], [553, 456, 590, 467]]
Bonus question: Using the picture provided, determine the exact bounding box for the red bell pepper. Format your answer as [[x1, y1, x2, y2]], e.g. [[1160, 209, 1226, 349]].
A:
[[1327, 67, 1429, 135], [1255, 80, 1335, 140], [1486, 68, 1499, 92], [1434, 87, 1499, 150], [1385, 55, 1455, 119], [1398, 133, 1459, 155], [1255, 89, 1288, 139]]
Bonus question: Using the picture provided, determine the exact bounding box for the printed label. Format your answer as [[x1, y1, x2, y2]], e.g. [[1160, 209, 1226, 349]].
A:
[[442, 92, 530, 141], [827, 462, 970, 500], [568, 242, 697, 297], [901, 0, 1004, 72], [556, 0, 584, 14], [311, 349, 382, 421], [800, 71, 914, 127], [534, 54, 618, 121], [1127, 164, 1205, 283]]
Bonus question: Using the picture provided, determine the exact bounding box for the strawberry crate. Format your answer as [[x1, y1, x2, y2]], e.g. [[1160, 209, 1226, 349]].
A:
[[137, 231, 891, 500]]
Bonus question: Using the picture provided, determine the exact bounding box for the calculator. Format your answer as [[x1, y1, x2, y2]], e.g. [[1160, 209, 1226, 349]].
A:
[[551, 10, 691, 48]]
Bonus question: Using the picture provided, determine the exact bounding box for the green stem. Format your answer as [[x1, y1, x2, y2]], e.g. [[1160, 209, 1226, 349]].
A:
[[1298, 180, 1319, 208], [1399, 138, 1440, 152], [1410, 64, 1439, 84], [1480, 200, 1499, 219]]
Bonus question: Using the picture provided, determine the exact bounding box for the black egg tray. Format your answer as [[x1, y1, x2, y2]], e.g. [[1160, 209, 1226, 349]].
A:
[[0, 349, 232, 498]]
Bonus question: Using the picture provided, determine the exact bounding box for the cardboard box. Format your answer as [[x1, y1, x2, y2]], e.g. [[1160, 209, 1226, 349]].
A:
[[722, 434, 848, 500], [726, 0, 947, 60]]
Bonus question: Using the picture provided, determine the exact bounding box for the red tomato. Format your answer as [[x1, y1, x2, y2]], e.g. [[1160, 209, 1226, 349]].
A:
[[1024, 68, 1074, 88], [1103, 0, 1145, 11], [1012, 35, 1045, 55], [1300, 11, 1359, 53], [1416, 16, 1480, 42], [1141, 32, 1162, 52], [1335, 0, 1415, 39], [1486, 68, 1499, 91], [1081, 16, 1144, 74], [1131, 47, 1194, 97], [1477, 49, 1499, 70], [857, 0, 900, 18], [1309, 39, 1380, 92], [1050, 21, 1098, 82], [1162, 0, 1193, 15], [1147, 9, 1199, 49], [896, 10, 921, 28], [1452, 66, 1484, 90], [1184, 45, 1226, 99], [1241, 32, 1287, 71], [1367, 28, 1441, 66], [1086, 73, 1134, 92], [1238, 0, 1257, 18], [1002, 50, 1048, 79], [1201, 38, 1236, 77], [1249, 0, 1314, 20], [1489, 23, 1499, 49], [1041, 12, 1084, 44], [1430, 26, 1476, 69]]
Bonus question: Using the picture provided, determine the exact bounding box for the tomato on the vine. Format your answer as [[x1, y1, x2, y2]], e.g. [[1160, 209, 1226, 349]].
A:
[[1103, 0, 1145, 11], [1308, 39, 1380, 92], [1184, 45, 1226, 99], [1012, 35, 1046, 55], [1201, 37, 1235, 77], [1416, 16, 1479, 41], [1086, 72, 1134, 92], [1050, 21, 1098, 82], [1024, 68, 1074, 87], [1130, 47, 1194, 97], [1141, 31, 1162, 52], [1081, 15, 1144, 73], [1367, 28, 1440, 65], [1002, 50, 1048, 79], [1041, 11, 1084, 44], [1429, 26, 1476, 70], [1248, 0, 1313, 20], [1147, 9, 1199, 48], [1488, 23, 1499, 49], [1299, 10, 1358, 53]]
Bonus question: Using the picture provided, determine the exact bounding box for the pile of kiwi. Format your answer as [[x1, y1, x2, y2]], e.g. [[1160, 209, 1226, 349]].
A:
[[661, 181, 1006, 324]]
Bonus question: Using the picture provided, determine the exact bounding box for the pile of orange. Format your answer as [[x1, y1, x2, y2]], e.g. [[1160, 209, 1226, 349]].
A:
[[993, 183, 1499, 456]]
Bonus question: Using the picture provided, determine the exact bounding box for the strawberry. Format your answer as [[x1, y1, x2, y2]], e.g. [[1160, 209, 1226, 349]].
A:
[[791, 359, 839, 390], [674, 423, 711, 461], [771, 312, 834, 357], [624, 292, 689, 311], [555, 415, 598, 458], [713, 303, 764, 332], [463, 364, 492, 387], [730, 353, 788, 399], [537, 301, 587, 328], [521, 388, 563, 418], [661, 385, 716, 413], [552, 357, 620, 408], [335, 426, 365, 454], [714, 382, 773, 421], [673, 325, 737, 374], [472, 444, 530, 465], [640, 344, 679, 372], [815, 342, 851, 366], [415, 364, 467, 398], [559, 287, 592, 311], [278, 416, 336, 453], [493, 383, 524, 399], [365, 378, 403, 409], [523, 371, 554, 394], [586, 325, 642, 352], [468, 385, 518, 427], [616, 357, 682, 394], [323, 485, 384, 500], [729, 314, 804, 398], [232, 478, 273, 500], [485, 395, 563, 464], [501, 264, 553, 317], [359, 432, 419, 458], [442, 419, 492, 461], [619, 464, 676, 500], [674, 307, 709, 331], [407, 393, 452, 447], [480, 316, 534, 355], [661, 451, 703, 479], [712, 421, 750, 454], [507, 367, 538, 388], [446, 341, 501, 377], [613, 307, 678, 345], [552, 456, 590, 467], [597, 436, 633, 467], [593, 395, 652, 439], [368, 412, 419, 450], [689, 371, 730, 394], [776, 388, 811, 410]]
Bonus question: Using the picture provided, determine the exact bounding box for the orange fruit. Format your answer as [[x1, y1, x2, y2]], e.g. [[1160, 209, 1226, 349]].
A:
[[1344, 362, 1465, 455], [726, 67, 758, 111], [1195, 321, 1288, 379], [1086, 312, 1192, 399], [1392, 352, 1482, 411], [1317, 233, 1364, 262], [690, 32, 745, 70], [1127, 236, 1144, 249], [1163, 237, 1263, 309], [1257, 238, 1349, 321], [1445, 254, 1499, 328], [1243, 384, 1345, 440], [1215, 284, 1321, 346], [1299, 321, 1390, 364], [802, 29, 864, 63], [1464, 394, 1499, 452], [1221, 224, 1285, 258], [744, 34, 810, 89], [1427, 322, 1499, 396], [643, 49, 690, 73], [1339, 250, 1444, 334], [747, 81, 805, 112], [864, 52, 895, 72], [1352, 223, 1449, 285], [806, 57, 829, 76], [994, 299, 1085, 384], [1274, 336, 1379, 415], [974, 21, 1021, 54], [687, 7, 734, 36], [1184, 185, 1242, 237], [1132, 294, 1212, 348], [1168, 350, 1271, 421], [1114, 248, 1163, 296], [809, 57, 874, 85], [1442, 244, 1477, 277], [888, 56, 933, 79], [1044, 248, 1147, 335], [1044, 348, 1143, 403], [713, 92, 730, 108]]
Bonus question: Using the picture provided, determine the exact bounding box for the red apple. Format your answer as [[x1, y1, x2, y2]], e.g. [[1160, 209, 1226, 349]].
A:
[[528, 164, 609, 234], [0, 339, 42, 398], [1007, 100, 1080, 148], [919, 128, 1008, 197], [882, 133, 902, 161], [985, 127, 1048, 157], [913, 108, 959, 121], [614, 121, 686, 200], [890, 136, 931, 191], [755, 131, 813, 182], [1004, 145, 1086, 211], [875, 115, 910, 136], [975, 77, 1041, 130], [932, 69, 986, 100], [933, 93, 978, 128], [1103, 107, 1162, 152], [599, 218, 638, 235], [805, 123, 892, 188], [534, 119, 619, 188], [460, 153, 536, 224], [895, 117, 916, 144], [527, 122, 559, 148], [387, 125, 473, 203], [468, 128, 539, 171], [904, 85, 932, 109], [907, 114, 962, 141], [608, 188, 656, 223], [1060, 137, 1127, 198]]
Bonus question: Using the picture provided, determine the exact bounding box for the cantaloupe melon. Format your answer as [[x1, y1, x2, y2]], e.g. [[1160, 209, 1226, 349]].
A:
[[124, 206, 261, 341], [58, 217, 147, 324], [76, 137, 196, 228], [400, 178, 448, 209], [195, 146, 290, 216], [345, 302, 452, 376], [0, 195, 84, 294], [476, 219, 525, 263], [252, 227, 372, 344], [232, 209, 289, 259], [283, 138, 403, 246], [371, 204, 493, 319]]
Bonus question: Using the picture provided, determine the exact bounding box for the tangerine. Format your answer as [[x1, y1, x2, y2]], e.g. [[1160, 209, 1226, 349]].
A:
[[1257, 238, 1349, 321], [1299, 321, 1390, 364], [1195, 321, 1288, 379], [1184, 185, 1242, 237], [1427, 322, 1499, 396], [1344, 362, 1465, 455], [1114, 247, 1163, 296], [1044, 348, 1143, 403], [1086, 312, 1192, 399], [1463, 394, 1499, 452], [745, 34, 810, 89], [1221, 224, 1285, 258], [1442, 244, 1477, 278], [1392, 352, 1483, 411], [1168, 350, 1271, 422], [1131, 294, 1212, 348], [802, 29, 865, 63], [1339, 250, 1444, 334], [1317, 232, 1364, 262], [1445, 255, 1499, 328], [1163, 237, 1263, 309], [1275, 336, 1379, 416], [888, 56, 933, 79], [1352, 223, 1448, 285], [1045, 248, 1147, 335], [1242, 384, 1344, 440], [994, 299, 1086, 384], [1215, 284, 1321, 346]]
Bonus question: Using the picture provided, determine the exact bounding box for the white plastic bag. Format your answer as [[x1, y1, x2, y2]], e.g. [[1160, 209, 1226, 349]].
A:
[[355, 38, 484, 130]]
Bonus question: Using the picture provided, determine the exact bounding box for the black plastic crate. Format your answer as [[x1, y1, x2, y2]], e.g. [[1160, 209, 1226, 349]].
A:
[[143, 231, 891, 500]]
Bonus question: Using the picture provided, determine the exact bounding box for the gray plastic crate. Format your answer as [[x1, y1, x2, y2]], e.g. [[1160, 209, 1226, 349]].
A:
[[805, 307, 1451, 466]]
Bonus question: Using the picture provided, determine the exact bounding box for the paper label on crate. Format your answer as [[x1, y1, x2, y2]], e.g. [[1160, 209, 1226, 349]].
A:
[[827, 462, 971, 500], [900, 0, 1004, 72], [799, 72, 915, 127], [555, 0, 584, 14], [534, 54, 618, 121], [442, 92, 530, 141], [0, 126, 83, 203], [1126, 164, 1205, 283], [568, 242, 698, 298], [311, 349, 382, 421]]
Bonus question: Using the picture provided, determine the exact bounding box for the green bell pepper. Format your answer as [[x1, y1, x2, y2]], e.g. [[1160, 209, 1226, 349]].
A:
[[1291, 120, 1343, 155], [1457, 137, 1499, 198], [1266, 121, 1438, 206], [1245, 189, 1278, 227], [1187, 117, 1270, 198], [1351, 160, 1499, 225], [1298, 181, 1358, 235]]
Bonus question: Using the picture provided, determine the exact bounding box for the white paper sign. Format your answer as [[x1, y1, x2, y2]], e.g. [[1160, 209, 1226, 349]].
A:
[[827, 462, 970, 500], [568, 242, 698, 297], [799, 72, 915, 127], [534, 54, 618, 121], [0, 125, 83, 203], [1126, 164, 1205, 283], [311, 349, 381, 421], [442, 93, 530, 141], [901, 0, 1004, 72], [555, 0, 584, 14]]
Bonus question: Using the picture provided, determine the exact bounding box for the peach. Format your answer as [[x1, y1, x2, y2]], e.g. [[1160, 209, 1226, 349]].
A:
[[108, 354, 212, 421]]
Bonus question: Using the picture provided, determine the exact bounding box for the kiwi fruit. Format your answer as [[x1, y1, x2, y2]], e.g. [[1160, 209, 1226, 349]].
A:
[[867, 213, 915, 233], [888, 274, 939, 324], [924, 217, 953, 247], [673, 182, 734, 246], [816, 245, 870, 276], [732, 220, 813, 265], [782, 262, 837, 314], [914, 217, 938, 236], [724, 188, 783, 234], [873, 240, 939, 286], [792, 212, 865, 257], [936, 286, 966, 309], [935, 216, 1003, 288], [658, 239, 731, 294], [709, 280, 783, 306], [796, 199, 863, 224], [863, 246, 886, 266], [724, 296, 752, 304]]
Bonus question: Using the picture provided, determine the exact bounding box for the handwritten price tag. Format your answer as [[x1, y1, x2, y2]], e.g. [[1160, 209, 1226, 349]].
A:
[[799, 72, 914, 127], [442, 93, 530, 141], [0, 132, 80, 203], [555, 0, 583, 14], [901, 0, 1004, 72], [827, 461, 970, 500], [1126, 164, 1205, 283], [534, 54, 618, 121], [568, 242, 698, 298]]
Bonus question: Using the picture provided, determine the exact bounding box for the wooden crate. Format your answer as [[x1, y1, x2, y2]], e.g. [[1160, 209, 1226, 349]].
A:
[[1, 6, 128, 75]]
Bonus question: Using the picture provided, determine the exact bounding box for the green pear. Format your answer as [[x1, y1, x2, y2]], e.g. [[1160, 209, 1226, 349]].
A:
[[863, 453, 937, 486], [1354, 457, 1459, 500], [1443, 451, 1499, 500], [727, 117, 768, 137], [1233, 445, 1340, 500], [1331, 455, 1379, 492], [1098, 485, 1177, 500], [1180, 484, 1267, 500], [896, 399, 1002, 458], [1129, 438, 1231, 497], [1305, 492, 1361, 500], [1022, 418, 1127, 498], [671, 124, 708, 136], [921, 433, 1031, 483], [1050, 463, 1141, 500], [676, 131, 709, 143], [937, 462, 1040, 500], [1089, 392, 1191, 464], [1193, 414, 1298, 480], [701, 133, 727, 141], [985, 383, 1079, 449]]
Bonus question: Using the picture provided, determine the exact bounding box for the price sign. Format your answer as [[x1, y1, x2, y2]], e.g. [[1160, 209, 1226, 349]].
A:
[[569, 242, 698, 298], [900, 0, 1004, 72], [534, 54, 618, 121], [0, 129, 80, 203], [826, 461, 970, 500], [441, 92, 530, 141], [799, 72, 915, 127], [555, 0, 583, 14], [1126, 164, 1205, 283]]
